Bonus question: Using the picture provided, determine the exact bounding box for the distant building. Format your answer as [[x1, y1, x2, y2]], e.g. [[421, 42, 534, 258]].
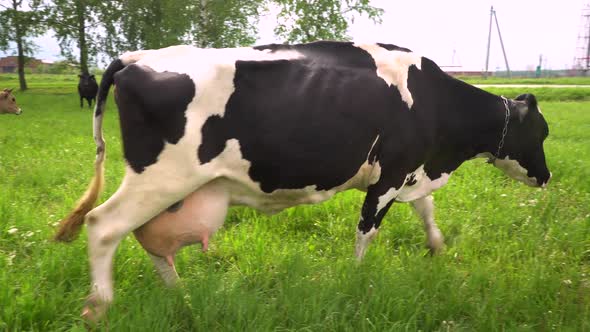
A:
[[445, 70, 487, 77], [0, 56, 53, 73]]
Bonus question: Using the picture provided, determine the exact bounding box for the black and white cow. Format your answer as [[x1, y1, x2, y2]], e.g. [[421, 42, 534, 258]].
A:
[[78, 72, 98, 108], [55, 41, 551, 320]]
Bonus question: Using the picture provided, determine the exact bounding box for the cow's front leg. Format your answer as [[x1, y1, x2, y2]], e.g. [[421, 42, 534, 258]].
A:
[[355, 182, 400, 260], [411, 195, 444, 254]]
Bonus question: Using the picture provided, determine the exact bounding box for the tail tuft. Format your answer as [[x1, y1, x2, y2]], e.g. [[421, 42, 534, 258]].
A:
[[54, 58, 125, 242], [54, 154, 105, 242]]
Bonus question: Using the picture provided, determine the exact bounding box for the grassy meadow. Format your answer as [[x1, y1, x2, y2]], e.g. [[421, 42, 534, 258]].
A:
[[1, 75, 589, 331], [461, 76, 590, 86]]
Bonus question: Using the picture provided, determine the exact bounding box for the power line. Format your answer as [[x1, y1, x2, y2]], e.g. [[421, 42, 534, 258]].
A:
[[484, 6, 511, 78]]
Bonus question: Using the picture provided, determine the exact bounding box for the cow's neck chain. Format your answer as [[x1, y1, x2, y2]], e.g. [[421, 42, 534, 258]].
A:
[[487, 96, 511, 164]]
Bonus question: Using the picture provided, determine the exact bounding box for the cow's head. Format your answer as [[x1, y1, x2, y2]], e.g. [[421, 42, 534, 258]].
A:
[[0, 88, 22, 115], [78, 72, 97, 87], [491, 94, 551, 187]]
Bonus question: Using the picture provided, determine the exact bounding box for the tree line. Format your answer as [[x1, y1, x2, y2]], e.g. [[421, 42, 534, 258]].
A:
[[0, 0, 383, 91]]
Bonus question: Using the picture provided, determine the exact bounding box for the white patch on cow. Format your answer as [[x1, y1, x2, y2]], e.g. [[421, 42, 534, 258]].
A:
[[474, 152, 493, 160], [543, 172, 551, 188], [353, 43, 422, 109], [397, 165, 451, 202], [366, 161, 382, 187], [363, 135, 382, 187], [355, 227, 379, 260], [367, 135, 380, 161], [120, 49, 160, 65], [492, 156, 538, 187], [120, 45, 306, 181], [119, 44, 305, 183], [93, 113, 104, 150], [376, 187, 400, 215]]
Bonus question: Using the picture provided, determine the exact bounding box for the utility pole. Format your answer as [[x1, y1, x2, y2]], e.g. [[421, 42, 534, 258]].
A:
[[484, 6, 511, 78], [586, 4, 590, 73], [484, 7, 493, 78], [573, 2, 590, 74]]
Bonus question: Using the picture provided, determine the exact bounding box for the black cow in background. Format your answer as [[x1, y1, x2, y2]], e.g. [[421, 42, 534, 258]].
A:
[[78, 72, 98, 108]]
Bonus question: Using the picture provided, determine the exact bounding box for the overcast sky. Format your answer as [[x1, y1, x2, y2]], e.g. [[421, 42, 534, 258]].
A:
[[3, 0, 589, 71]]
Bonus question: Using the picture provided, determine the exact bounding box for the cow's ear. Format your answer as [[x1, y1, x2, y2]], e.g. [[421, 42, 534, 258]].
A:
[[512, 100, 529, 123], [522, 93, 538, 109], [513, 94, 538, 123]]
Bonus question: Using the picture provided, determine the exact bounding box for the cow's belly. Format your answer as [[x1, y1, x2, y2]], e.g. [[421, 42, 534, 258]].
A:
[[214, 159, 380, 214], [397, 165, 451, 202], [226, 180, 339, 214]]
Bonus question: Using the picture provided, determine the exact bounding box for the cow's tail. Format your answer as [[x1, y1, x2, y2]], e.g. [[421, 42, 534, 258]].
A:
[[54, 58, 129, 242]]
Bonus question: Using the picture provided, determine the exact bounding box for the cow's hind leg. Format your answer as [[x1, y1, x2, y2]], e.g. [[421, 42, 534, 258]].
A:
[[411, 195, 444, 254], [82, 171, 210, 320]]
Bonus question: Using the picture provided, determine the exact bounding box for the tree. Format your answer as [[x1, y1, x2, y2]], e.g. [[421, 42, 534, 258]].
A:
[[191, 0, 262, 48], [273, 0, 383, 43], [110, 0, 263, 51], [44, 0, 112, 74], [109, 0, 194, 51], [0, 0, 46, 91]]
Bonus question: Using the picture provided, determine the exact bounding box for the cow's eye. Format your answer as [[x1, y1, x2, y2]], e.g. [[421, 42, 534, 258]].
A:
[[12, 98, 15, 102]]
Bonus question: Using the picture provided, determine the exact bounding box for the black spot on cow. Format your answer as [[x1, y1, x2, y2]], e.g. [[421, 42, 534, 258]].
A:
[[166, 200, 184, 212], [199, 42, 419, 193], [376, 43, 412, 53], [406, 173, 417, 186], [114, 64, 195, 173]]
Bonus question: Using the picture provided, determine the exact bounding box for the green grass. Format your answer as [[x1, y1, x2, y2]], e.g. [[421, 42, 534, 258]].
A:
[[1, 75, 589, 331], [0, 74, 101, 95], [480, 87, 590, 102], [460, 76, 590, 85]]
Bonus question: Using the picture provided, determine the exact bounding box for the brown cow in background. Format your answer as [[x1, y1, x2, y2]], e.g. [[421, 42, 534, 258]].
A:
[[0, 88, 21, 115]]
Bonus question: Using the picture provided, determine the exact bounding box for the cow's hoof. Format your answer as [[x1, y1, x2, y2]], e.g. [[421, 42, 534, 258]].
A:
[[81, 294, 108, 323], [427, 230, 445, 255], [355, 227, 379, 261]]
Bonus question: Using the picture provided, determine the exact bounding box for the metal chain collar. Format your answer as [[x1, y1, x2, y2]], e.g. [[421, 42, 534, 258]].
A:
[[487, 96, 511, 164]]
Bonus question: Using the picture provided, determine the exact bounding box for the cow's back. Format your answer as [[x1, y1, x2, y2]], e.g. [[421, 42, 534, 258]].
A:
[[113, 43, 430, 210]]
